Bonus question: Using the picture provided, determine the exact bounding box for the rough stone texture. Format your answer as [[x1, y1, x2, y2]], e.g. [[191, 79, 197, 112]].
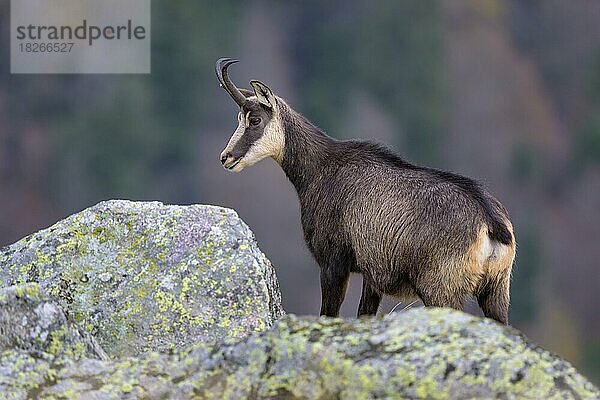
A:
[[0, 306, 597, 399], [0, 283, 107, 360], [0, 200, 284, 357], [0, 283, 107, 400], [0, 200, 597, 399]]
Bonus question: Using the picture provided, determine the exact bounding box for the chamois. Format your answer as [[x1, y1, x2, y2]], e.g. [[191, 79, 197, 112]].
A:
[[215, 58, 516, 324]]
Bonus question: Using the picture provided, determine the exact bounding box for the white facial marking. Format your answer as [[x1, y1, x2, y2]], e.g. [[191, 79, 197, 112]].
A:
[[241, 109, 285, 167], [220, 98, 285, 173], [220, 111, 245, 162]]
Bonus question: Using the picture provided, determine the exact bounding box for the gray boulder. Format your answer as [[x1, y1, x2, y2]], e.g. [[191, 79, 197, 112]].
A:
[[1, 304, 598, 399], [0, 200, 284, 357], [0, 201, 597, 399]]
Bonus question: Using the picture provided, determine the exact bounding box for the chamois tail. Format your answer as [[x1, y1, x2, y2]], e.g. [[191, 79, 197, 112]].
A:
[[480, 197, 513, 245]]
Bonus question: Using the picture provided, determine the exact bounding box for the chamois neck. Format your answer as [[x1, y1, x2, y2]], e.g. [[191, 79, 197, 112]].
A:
[[279, 102, 336, 193]]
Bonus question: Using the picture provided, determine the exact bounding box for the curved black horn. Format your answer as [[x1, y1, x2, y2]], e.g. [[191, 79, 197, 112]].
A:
[[215, 57, 247, 107]]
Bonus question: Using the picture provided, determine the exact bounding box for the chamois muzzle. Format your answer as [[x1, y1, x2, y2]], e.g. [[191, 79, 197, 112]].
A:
[[220, 151, 241, 170], [215, 57, 246, 107]]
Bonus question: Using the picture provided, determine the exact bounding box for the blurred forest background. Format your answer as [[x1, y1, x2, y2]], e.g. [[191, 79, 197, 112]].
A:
[[1, 0, 599, 383]]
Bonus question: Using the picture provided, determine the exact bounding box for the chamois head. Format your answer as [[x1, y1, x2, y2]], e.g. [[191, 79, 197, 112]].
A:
[[216, 58, 284, 172]]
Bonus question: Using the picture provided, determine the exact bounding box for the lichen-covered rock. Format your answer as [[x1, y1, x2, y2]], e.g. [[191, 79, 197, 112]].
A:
[[0, 200, 284, 357], [3, 308, 598, 399], [0, 201, 597, 399], [0, 283, 107, 399], [0, 283, 107, 360]]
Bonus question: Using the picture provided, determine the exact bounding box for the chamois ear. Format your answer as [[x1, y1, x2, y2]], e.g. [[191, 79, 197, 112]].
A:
[[250, 80, 276, 109]]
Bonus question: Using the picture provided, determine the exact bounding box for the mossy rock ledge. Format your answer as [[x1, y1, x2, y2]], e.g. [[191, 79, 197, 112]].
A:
[[0, 200, 284, 357], [0, 201, 598, 399], [0, 289, 598, 400]]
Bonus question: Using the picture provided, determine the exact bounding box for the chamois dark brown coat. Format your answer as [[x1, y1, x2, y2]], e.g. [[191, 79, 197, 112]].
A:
[[216, 58, 516, 324]]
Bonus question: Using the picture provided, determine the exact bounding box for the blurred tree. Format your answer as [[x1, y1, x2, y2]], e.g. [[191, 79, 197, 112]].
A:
[[573, 51, 600, 174], [510, 225, 541, 323], [292, 0, 444, 164], [583, 341, 600, 391], [47, 1, 242, 210], [510, 142, 542, 184]]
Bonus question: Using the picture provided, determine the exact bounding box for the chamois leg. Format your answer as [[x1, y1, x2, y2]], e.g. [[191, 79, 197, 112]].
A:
[[477, 271, 510, 325], [417, 291, 465, 311], [319, 266, 350, 317], [357, 279, 381, 317], [414, 277, 466, 311]]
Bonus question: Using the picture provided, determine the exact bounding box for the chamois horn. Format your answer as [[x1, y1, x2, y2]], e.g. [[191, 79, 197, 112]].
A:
[[215, 57, 247, 107]]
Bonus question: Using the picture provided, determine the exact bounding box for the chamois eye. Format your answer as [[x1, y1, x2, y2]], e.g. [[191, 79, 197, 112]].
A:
[[249, 117, 261, 126]]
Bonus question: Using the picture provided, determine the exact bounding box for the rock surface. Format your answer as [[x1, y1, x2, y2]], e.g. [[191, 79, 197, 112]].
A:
[[0, 200, 284, 357], [0, 201, 598, 399], [0, 283, 108, 399], [0, 282, 107, 360], [1, 302, 598, 399]]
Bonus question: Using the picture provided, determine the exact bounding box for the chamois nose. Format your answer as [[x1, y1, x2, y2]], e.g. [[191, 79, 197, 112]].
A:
[[220, 152, 231, 165]]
